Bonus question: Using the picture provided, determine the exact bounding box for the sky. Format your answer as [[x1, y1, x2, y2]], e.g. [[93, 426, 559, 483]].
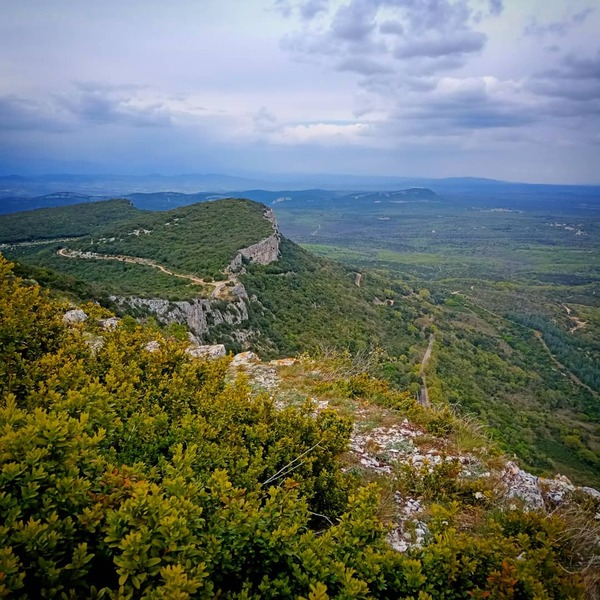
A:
[[0, 0, 599, 183]]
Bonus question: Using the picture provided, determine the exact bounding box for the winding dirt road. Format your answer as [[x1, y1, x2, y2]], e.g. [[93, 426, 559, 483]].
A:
[[57, 248, 234, 298]]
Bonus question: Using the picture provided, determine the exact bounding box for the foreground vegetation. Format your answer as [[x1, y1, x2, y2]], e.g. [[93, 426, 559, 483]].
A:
[[2, 256, 599, 598]]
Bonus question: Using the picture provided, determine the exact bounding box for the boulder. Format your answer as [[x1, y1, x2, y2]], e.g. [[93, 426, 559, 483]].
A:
[[231, 351, 259, 367], [186, 344, 227, 359], [63, 309, 88, 324]]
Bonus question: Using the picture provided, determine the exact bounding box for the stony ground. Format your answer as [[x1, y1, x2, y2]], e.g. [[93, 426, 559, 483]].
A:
[[227, 350, 600, 552]]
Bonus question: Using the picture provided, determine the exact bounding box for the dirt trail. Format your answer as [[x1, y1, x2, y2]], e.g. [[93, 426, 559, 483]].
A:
[[561, 303, 586, 333], [533, 330, 596, 395], [418, 334, 435, 407], [57, 248, 233, 298]]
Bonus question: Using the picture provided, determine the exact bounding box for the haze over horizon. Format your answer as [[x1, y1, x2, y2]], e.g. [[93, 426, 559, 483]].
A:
[[1, 1, 599, 185]]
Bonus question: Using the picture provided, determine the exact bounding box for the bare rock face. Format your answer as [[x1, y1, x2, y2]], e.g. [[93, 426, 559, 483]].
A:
[[226, 209, 281, 273], [111, 293, 249, 340], [186, 344, 226, 359], [239, 233, 280, 266], [63, 309, 88, 324]]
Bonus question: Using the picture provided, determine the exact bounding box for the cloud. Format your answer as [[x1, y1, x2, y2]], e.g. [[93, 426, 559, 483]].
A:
[[0, 95, 71, 132], [282, 0, 490, 80], [389, 76, 536, 134], [336, 56, 393, 75], [330, 0, 379, 42], [299, 0, 329, 20], [524, 7, 595, 37], [0, 84, 204, 136], [274, 0, 329, 20], [528, 50, 600, 102], [393, 30, 486, 59], [59, 83, 174, 128], [250, 106, 369, 145], [277, 121, 369, 144], [488, 0, 503, 16], [253, 107, 279, 133]]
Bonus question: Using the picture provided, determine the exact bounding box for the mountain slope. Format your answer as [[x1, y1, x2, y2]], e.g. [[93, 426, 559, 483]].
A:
[[0, 255, 598, 598]]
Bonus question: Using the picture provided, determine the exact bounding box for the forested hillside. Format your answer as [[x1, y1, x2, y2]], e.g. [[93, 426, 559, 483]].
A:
[[0, 198, 276, 296]]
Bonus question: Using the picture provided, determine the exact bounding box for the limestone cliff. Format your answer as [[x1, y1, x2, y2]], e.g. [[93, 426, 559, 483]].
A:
[[226, 208, 280, 273], [111, 282, 250, 342]]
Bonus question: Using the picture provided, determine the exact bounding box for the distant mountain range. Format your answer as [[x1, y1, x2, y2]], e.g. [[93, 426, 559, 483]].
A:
[[2, 171, 599, 215]]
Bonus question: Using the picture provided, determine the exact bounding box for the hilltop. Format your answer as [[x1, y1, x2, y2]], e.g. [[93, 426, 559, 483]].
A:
[[0, 199, 436, 374], [0, 256, 598, 597]]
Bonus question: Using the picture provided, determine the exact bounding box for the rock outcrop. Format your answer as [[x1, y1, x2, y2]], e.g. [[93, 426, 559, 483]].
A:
[[186, 344, 227, 359], [112, 288, 250, 341], [63, 309, 88, 324], [226, 209, 280, 273]]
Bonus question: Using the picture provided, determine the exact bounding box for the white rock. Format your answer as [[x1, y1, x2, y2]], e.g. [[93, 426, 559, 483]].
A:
[[581, 486, 600, 501], [501, 461, 544, 510], [540, 477, 575, 504], [98, 317, 120, 330], [144, 340, 160, 353], [230, 351, 259, 366], [63, 309, 88, 324], [186, 344, 227, 359]]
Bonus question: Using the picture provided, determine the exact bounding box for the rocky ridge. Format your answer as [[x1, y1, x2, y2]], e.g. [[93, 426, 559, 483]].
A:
[[226, 208, 280, 273], [113, 208, 280, 343]]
